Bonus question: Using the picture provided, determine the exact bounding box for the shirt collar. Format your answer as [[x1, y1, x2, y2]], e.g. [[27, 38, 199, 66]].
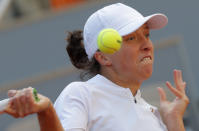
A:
[[87, 74, 141, 99]]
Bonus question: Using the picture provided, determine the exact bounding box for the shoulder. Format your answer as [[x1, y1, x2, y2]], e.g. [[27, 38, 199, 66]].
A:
[[58, 81, 89, 98], [54, 82, 90, 130], [54, 81, 90, 110], [65, 81, 87, 92]]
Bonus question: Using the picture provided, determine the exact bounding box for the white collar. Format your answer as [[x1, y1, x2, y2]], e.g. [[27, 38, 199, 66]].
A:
[[87, 74, 141, 100]]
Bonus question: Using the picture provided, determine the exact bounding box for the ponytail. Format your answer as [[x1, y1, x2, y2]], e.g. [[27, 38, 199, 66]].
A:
[[66, 30, 100, 79]]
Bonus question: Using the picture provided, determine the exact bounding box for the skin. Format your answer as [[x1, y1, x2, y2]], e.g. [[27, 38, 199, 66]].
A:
[[1, 24, 189, 131], [95, 24, 154, 95], [158, 70, 189, 131], [1, 87, 64, 131], [95, 24, 189, 131]]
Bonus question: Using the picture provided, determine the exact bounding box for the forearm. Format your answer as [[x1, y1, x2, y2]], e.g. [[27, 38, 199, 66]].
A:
[[37, 102, 64, 131], [164, 115, 185, 131]]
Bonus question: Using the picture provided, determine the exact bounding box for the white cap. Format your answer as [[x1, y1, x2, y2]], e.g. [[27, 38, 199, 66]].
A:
[[83, 3, 168, 60]]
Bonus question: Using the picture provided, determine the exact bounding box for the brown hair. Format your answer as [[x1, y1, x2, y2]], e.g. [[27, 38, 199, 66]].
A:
[[66, 30, 100, 80]]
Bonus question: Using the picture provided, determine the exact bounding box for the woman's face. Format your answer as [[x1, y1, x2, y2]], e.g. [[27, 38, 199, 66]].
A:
[[109, 24, 154, 83]]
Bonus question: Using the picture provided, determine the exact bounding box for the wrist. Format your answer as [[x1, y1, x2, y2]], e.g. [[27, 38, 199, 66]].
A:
[[40, 102, 52, 112], [160, 111, 181, 124], [163, 114, 184, 131], [37, 97, 53, 115]]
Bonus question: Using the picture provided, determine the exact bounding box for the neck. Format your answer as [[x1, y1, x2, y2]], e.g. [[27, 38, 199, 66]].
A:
[[101, 67, 141, 96]]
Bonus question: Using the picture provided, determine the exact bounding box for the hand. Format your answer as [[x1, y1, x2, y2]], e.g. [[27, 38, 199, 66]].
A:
[[157, 69, 189, 123], [3, 87, 51, 118]]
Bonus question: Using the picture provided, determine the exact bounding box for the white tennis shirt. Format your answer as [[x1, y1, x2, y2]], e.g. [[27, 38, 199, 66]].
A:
[[54, 74, 167, 131]]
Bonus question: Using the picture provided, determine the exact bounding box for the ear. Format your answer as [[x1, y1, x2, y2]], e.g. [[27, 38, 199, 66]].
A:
[[94, 52, 112, 66]]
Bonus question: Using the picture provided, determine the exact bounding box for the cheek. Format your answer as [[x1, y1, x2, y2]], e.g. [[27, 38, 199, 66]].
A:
[[112, 44, 139, 70], [119, 51, 138, 70]]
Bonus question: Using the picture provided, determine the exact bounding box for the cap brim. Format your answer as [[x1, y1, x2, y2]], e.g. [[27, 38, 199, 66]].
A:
[[118, 13, 168, 36]]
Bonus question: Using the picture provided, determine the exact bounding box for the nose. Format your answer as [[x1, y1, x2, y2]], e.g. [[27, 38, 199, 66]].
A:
[[140, 37, 153, 52], [141, 41, 153, 52]]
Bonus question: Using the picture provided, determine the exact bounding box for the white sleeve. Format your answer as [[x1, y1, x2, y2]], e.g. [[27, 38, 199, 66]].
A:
[[54, 82, 88, 131]]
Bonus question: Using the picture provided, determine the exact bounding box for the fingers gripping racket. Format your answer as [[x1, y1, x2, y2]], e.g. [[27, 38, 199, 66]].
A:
[[0, 88, 40, 112]]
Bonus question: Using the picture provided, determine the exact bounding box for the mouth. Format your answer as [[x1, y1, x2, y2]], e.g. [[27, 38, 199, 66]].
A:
[[140, 56, 152, 64]]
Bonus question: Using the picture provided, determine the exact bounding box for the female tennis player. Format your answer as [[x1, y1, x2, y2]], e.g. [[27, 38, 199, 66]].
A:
[[2, 3, 189, 131], [54, 3, 189, 131]]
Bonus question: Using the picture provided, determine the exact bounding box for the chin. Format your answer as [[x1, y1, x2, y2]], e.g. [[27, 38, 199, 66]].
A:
[[143, 72, 152, 80], [141, 68, 153, 80]]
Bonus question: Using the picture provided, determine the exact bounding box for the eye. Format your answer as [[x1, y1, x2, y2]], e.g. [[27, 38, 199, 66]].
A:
[[126, 36, 135, 41], [145, 33, 150, 38], [129, 37, 135, 40]]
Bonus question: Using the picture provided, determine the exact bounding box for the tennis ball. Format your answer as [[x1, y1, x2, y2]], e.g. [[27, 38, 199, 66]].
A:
[[97, 28, 122, 54]]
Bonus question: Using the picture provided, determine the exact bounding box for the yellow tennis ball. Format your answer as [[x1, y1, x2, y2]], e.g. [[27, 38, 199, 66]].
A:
[[97, 28, 122, 54]]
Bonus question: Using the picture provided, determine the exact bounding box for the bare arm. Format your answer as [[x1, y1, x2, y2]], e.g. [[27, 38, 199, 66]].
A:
[[158, 69, 189, 131], [37, 102, 64, 131]]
